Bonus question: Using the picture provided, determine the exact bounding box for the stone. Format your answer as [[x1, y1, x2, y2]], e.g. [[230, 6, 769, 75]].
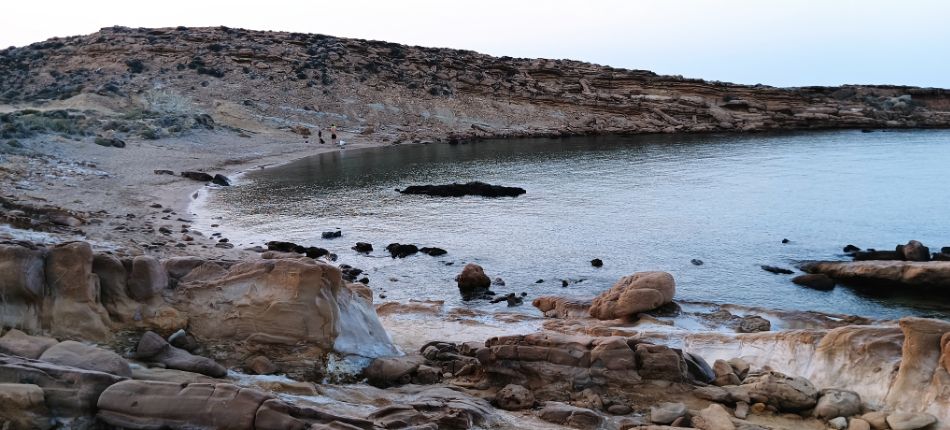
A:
[[495, 384, 534, 410], [0, 329, 58, 359], [693, 403, 736, 430], [885, 412, 937, 430], [181, 171, 214, 182], [713, 359, 741, 386], [532, 296, 593, 318], [607, 404, 631, 415], [0, 244, 46, 332], [830, 417, 848, 430], [321, 230, 342, 239], [127, 255, 168, 301], [636, 343, 687, 382], [211, 173, 231, 186], [538, 402, 604, 429], [39, 341, 132, 378], [848, 418, 871, 430], [738, 315, 771, 333], [419, 247, 447, 256], [0, 353, 125, 417], [457, 263, 491, 299], [741, 371, 818, 412], [761, 265, 794, 275], [899, 240, 930, 262], [385, 242, 419, 258], [97, 380, 271, 429], [246, 355, 278, 375], [727, 358, 750, 380], [44, 241, 113, 341], [0, 383, 49, 430], [135, 331, 226, 378], [694, 386, 731, 403], [352, 242, 373, 253], [684, 351, 716, 383], [168, 329, 200, 352], [591, 258, 603, 267], [363, 355, 426, 388], [861, 411, 889, 430], [734, 401, 749, 419], [589, 271, 676, 319], [650, 402, 687, 424], [815, 389, 861, 419], [791, 273, 836, 291]]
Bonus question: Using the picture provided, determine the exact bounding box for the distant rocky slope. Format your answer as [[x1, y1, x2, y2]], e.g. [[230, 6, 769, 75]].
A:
[[2, 26, 949, 146]]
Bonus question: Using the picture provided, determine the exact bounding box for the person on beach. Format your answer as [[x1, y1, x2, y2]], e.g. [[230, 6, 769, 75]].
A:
[[330, 123, 338, 145], [318, 128, 325, 144]]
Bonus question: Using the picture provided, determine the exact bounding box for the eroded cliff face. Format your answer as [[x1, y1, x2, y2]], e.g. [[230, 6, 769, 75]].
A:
[[1, 26, 949, 145]]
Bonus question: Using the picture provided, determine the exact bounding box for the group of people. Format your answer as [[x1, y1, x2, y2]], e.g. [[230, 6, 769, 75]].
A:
[[315, 124, 345, 148]]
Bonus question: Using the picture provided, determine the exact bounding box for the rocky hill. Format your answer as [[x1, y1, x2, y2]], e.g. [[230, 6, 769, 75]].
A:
[[2, 26, 949, 146]]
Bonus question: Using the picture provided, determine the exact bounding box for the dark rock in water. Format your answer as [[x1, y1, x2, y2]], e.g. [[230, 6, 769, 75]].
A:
[[181, 171, 214, 182], [267, 240, 305, 254], [305, 246, 330, 259], [843, 244, 861, 253], [933, 252, 950, 262], [168, 330, 199, 353], [211, 174, 230, 186], [398, 181, 526, 198], [420, 247, 447, 256], [340, 265, 364, 282], [561, 280, 569, 288], [644, 301, 681, 318], [153, 169, 174, 175], [853, 249, 902, 261], [792, 274, 835, 291], [761, 265, 794, 275], [353, 242, 373, 253], [782, 238, 790, 244], [738, 315, 771, 333], [535, 279, 544, 283], [898, 240, 930, 262], [492, 277, 505, 286], [590, 258, 603, 267], [942, 246, 950, 254], [458, 263, 492, 300], [386, 243, 419, 258], [321, 230, 342, 239], [358, 277, 369, 284], [691, 259, 704, 266]]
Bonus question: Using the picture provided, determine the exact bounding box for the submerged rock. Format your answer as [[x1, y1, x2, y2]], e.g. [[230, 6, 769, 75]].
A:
[[386, 243, 419, 258], [420, 246, 447, 256], [180, 171, 214, 182], [352, 242, 373, 253], [591, 258, 603, 267], [398, 181, 526, 198], [457, 263, 492, 300]]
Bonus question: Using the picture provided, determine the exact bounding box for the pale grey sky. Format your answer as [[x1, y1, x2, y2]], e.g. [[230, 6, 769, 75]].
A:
[[2, 0, 948, 88]]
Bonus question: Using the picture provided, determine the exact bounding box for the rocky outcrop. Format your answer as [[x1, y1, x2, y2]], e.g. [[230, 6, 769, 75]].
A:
[[38, 340, 132, 378], [532, 296, 593, 318], [398, 182, 526, 198], [0, 329, 58, 359], [803, 260, 950, 290], [589, 271, 676, 320], [43, 242, 114, 341]]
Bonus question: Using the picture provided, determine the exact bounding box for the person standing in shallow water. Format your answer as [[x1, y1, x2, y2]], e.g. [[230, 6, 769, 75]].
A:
[[330, 123, 338, 145], [318, 128, 324, 144]]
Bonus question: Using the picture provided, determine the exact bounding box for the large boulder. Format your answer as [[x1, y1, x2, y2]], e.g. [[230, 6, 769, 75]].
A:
[[589, 271, 675, 320], [457, 263, 491, 299], [0, 243, 46, 332], [650, 402, 687, 424], [0, 353, 125, 417], [885, 412, 937, 430], [538, 402, 604, 429], [0, 329, 58, 359], [741, 371, 818, 412], [39, 341, 132, 378], [0, 383, 50, 430], [792, 273, 835, 291], [135, 331, 226, 378], [44, 241, 113, 341], [636, 343, 687, 382], [127, 255, 168, 301], [692, 403, 736, 430], [362, 355, 426, 388], [170, 258, 398, 376]]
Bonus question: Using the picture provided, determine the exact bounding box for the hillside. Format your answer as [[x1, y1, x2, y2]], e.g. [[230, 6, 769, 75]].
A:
[[2, 25, 949, 147]]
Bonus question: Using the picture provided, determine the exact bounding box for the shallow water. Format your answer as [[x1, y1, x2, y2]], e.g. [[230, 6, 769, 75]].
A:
[[197, 130, 950, 319]]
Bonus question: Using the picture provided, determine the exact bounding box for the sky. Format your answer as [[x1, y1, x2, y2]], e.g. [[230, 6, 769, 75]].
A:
[[2, 0, 948, 88]]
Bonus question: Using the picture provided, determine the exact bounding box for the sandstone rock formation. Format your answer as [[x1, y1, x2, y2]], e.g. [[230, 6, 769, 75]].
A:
[[803, 260, 950, 290], [589, 271, 676, 319], [39, 340, 132, 378], [456, 263, 492, 299]]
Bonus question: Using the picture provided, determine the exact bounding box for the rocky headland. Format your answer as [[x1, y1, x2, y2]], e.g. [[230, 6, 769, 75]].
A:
[[1, 26, 950, 430]]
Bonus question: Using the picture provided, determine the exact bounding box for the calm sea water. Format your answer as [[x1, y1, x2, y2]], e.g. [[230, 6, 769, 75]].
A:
[[197, 130, 950, 319]]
